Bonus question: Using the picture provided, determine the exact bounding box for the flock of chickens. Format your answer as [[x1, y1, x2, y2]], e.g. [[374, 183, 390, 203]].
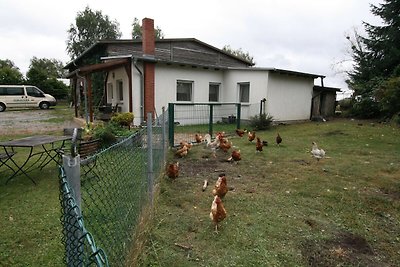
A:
[[166, 128, 326, 233]]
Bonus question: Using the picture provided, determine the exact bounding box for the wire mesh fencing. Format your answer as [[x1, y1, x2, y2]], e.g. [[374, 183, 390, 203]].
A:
[[59, 110, 168, 267]]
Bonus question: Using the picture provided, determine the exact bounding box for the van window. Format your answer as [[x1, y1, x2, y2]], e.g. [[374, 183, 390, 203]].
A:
[[0, 87, 24, 95], [26, 86, 44, 97]]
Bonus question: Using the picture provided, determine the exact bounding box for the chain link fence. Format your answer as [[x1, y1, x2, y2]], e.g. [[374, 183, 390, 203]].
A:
[[59, 110, 168, 266]]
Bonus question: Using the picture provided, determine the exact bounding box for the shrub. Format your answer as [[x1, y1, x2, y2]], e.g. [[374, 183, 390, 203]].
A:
[[249, 113, 274, 130], [111, 112, 134, 129]]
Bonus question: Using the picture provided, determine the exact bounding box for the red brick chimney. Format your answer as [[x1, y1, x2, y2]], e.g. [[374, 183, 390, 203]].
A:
[[142, 18, 155, 120]]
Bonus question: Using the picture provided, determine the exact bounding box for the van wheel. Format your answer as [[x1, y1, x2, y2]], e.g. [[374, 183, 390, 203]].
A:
[[39, 102, 50, 109], [0, 103, 6, 112]]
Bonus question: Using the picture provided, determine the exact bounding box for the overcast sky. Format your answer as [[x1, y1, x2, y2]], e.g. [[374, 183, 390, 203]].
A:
[[0, 0, 384, 97]]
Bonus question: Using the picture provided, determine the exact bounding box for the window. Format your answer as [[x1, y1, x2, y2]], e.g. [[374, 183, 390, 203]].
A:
[[176, 80, 193, 101], [3, 87, 24, 95], [107, 83, 113, 100], [26, 86, 44, 97], [117, 80, 123, 101], [209, 83, 220, 102], [238, 82, 250, 103]]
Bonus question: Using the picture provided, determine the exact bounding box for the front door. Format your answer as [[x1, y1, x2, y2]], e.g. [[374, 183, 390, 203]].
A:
[[25, 86, 45, 107]]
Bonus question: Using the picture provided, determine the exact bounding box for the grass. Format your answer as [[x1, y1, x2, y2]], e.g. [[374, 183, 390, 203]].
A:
[[137, 119, 400, 266], [0, 104, 74, 267]]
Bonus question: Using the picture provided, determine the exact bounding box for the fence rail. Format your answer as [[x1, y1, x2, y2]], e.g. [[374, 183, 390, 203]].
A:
[[59, 110, 168, 266]]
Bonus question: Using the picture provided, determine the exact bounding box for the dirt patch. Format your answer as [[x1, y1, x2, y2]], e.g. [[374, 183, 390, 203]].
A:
[[0, 109, 82, 136], [300, 230, 387, 266]]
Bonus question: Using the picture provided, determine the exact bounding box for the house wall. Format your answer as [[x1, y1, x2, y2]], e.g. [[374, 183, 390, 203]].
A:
[[266, 73, 314, 121], [105, 67, 129, 110], [222, 69, 269, 120]]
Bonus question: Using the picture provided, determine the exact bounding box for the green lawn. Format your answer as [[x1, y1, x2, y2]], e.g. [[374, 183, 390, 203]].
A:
[[137, 119, 400, 266], [1, 117, 399, 266]]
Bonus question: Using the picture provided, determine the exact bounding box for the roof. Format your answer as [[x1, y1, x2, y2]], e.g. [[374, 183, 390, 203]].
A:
[[313, 85, 341, 92], [64, 38, 254, 69], [227, 67, 324, 79]]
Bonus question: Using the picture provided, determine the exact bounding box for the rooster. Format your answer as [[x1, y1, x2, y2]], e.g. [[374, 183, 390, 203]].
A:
[[256, 137, 263, 152], [248, 131, 256, 142], [210, 195, 227, 233], [227, 149, 241, 164], [166, 162, 179, 179], [311, 142, 325, 161], [212, 173, 228, 198], [195, 133, 203, 143], [235, 128, 247, 137], [276, 133, 282, 146]]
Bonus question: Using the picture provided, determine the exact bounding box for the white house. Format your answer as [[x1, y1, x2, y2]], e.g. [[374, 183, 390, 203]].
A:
[[65, 18, 336, 125]]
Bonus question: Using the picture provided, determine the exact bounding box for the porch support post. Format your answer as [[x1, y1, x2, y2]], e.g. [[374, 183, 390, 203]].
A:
[[86, 74, 93, 122], [125, 64, 133, 113]]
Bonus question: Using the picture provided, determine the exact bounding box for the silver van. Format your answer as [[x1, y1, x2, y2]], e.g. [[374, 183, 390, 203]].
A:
[[0, 85, 57, 112]]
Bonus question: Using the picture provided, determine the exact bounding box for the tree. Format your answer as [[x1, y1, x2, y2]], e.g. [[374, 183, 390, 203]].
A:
[[0, 59, 25, 84], [131, 17, 165, 40], [67, 6, 122, 59], [347, 0, 400, 119], [26, 57, 69, 99], [222, 45, 255, 65]]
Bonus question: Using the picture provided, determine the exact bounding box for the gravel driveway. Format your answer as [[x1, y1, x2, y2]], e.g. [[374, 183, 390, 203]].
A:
[[0, 108, 83, 135]]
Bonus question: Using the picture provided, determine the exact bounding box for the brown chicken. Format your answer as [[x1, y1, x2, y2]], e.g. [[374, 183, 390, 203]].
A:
[[236, 128, 247, 137], [175, 145, 189, 157], [256, 137, 263, 152], [210, 195, 227, 233], [166, 162, 179, 179], [179, 141, 193, 150], [212, 173, 228, 198], [248, 131, 256, 142], [276, 133, 282, 146], [195, 133, 203, 143], [219, 138, 232, 153], [227, 150, 241, 163]]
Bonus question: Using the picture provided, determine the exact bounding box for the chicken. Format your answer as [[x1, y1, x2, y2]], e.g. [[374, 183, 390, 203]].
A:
[[256, 137, 263, 152], [210, 195, 227, 233], [175, 144, 189, 157], [276, 133, 282, 146], [236, 128, 247, 137], [166, 162, 179, 179], [227, 149, 241, 163], [195, 133, 203, 143], [248, 131, 256, 142], [205, 133, 220, 157], [179, 141, 193, 150], [219, 138, 232, 153], [212, 173, 228, 198], [311, 142, 325, 161]]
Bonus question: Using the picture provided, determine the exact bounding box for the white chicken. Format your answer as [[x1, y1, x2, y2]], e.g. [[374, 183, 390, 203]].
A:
[[205, 133, 220, 157], [311, 142, 325, 161]]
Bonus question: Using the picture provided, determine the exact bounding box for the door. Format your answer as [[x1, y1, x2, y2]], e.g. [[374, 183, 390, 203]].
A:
[[4, 86, 27, 108], [25, 86, 45, 107]]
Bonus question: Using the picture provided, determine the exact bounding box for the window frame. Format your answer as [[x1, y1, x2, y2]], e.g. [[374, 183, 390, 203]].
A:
[[176, 80, 193, 102], [117, 80, 123, 101], [238, 82, 250, 103], [208, 82, 220, 102]]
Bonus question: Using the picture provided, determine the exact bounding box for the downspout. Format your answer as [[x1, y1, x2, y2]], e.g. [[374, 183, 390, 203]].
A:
[[132, 57, 144, 125]]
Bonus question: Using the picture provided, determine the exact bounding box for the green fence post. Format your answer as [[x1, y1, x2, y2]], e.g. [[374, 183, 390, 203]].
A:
[[236, 103, 241, 129], [209, 104, 213, 136], [168, 103, 174, 146]]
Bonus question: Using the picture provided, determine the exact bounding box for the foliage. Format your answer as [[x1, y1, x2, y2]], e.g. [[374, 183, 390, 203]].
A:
[[131, 17, 165, 40], [347, 0, 400, 119], [248, 113, 273, 130], [26, 57, 69, 99], [222, 45, 255, 65], [92, 120, 133, 147], [0, 59, 25, 84], [66, 6, 122, 59], [111, 112, 134, 129]]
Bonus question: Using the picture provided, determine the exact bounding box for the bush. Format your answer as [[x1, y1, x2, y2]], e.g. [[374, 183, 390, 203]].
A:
[[249, 113, 274, 130], [111, 112, 134, 129]]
